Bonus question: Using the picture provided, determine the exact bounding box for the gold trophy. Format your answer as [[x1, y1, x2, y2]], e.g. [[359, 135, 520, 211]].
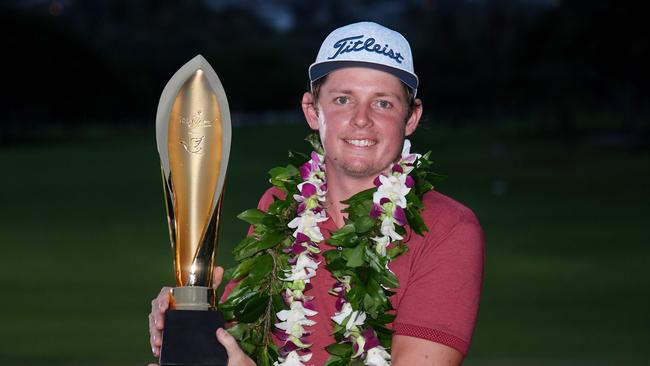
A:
[[155, 55, 231, 366]]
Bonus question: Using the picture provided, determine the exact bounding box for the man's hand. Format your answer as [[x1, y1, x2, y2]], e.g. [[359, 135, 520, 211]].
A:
[[148, 266, 257, 366], [148, 285, 171, 358], [215, 327, 256, 366]]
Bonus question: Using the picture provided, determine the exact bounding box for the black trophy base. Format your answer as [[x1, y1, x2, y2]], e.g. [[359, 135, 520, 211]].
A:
[[159, 309, 227, 366]]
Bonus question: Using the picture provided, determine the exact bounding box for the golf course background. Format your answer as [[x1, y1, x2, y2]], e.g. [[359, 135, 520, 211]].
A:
[[1, 121, 648, 365]]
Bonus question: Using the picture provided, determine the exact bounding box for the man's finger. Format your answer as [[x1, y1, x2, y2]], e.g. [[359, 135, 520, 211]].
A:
[[212, 266, 224, 290], [216, 327, 243, 359]]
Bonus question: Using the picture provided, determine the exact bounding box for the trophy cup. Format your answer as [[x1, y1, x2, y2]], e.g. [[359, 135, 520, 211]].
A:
[[155, 55, 231, 366]]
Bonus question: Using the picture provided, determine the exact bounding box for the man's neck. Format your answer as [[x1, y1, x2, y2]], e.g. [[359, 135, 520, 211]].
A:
[[324, 165, 376, 228]]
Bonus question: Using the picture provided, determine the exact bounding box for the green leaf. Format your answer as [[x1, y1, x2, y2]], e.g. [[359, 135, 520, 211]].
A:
[[381, 268, 400, 289], [353, 215, 375, 234], [231, 256, 256, 280], [329, 224, 359, 248], [323, 250, 348, 271], [346, 282, 367, 309], [267, 345, 280, 363], [386, 242, 408, 260], [221, 287, 255, 309], [344, 244, 364, 267], [249, 254, 274, 279], [239, 341, 255, 356], [226, 322, 249, 340], [235, 293, 269, 323], [341, 187, 375, 206], [271, 293, 286, 314], [237, 209, 279, 226], [326, 343, 352, 357], [234, 230, 286, 261], [233, 235, 256, 255], [257, 347, 271, 366], [405, 206, 428, 236], [269, 165, 300, 191], [305, 132, 324, 155], [323, 355, 348, 366], [330, 223, 355, 239]]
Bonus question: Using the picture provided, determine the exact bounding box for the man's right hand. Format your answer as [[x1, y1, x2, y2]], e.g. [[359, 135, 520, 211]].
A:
[[147, 266, 225, 358], [147, 267, 254, 365], [148, 285, 171, 358]]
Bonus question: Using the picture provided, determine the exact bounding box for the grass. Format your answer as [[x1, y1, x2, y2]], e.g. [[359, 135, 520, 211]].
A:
[[0, 122, 648, 365]]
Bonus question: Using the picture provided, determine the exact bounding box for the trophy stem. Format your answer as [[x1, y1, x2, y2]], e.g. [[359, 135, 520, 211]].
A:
[[172, 286, 216, 311]]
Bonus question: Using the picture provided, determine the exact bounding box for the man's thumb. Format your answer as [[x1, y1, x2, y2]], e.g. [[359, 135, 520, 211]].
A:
[[216, 327, 242, 359], [212, 266, 225, 290]]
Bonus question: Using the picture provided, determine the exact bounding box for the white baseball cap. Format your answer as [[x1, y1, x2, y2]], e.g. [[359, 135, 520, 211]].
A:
[[309, 21, 418, 93]]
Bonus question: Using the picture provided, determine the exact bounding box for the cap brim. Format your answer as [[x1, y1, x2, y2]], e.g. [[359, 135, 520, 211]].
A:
[[309, 60, 418, 91]]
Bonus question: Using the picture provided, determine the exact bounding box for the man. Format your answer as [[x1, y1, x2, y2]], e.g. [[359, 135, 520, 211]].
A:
[[149, 21, 483, 366]]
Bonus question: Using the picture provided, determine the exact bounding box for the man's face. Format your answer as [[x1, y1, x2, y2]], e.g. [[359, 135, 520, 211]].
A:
[[306, 67, 421, 179]]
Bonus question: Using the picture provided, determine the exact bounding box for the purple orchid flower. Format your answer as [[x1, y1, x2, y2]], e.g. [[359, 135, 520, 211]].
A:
[[274, 328, 289, 342], [369, 203, 383, 219], [310, 151, 321, 164], [301, 182, 317, 197], [299, 164, 311, 180], [393, 206, 407, 226], [405, 175, 415, 188], [291, 243, 307, 254], [295, 232, 310, 243], [362, 327, 381, 351]]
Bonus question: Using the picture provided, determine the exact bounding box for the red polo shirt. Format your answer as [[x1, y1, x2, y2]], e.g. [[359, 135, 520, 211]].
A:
[[226, 187, 484, 364]]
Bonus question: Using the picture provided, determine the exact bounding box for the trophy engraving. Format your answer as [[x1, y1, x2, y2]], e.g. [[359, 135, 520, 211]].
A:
[[156, 54, 230, 365]]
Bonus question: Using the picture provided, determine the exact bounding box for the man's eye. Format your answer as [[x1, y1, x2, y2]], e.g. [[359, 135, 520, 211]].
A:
[[334, 96, 349, 104], [377, 100, 392, 109]]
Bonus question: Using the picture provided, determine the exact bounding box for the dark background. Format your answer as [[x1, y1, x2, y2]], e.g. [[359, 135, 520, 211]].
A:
[[1, 0, 649, 365], [2, 0, 648, 141]]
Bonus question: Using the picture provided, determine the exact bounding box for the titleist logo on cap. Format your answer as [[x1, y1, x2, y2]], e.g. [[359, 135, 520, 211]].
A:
[[327, 35, 404, 64]]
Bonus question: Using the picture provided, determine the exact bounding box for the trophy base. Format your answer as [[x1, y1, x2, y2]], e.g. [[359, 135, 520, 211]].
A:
[[159, 309, 227, 366]]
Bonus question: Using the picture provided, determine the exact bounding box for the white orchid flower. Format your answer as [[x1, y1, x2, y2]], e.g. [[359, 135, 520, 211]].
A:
[[283, 266, 317, 282], [294, 252, 320, 272], [371, 235, 390, 256], [332, 302, 367, 337], [288, 211, 328, 242], [274, 350, 312, 366], [364, 346, 391, 366], [380, 218, 403, 242], [275, 301, 317, 335], [374, 174, 410, 208], [345, 310, 366, 332], [331, 302, 353, 325], [352, 334, 366, 358]]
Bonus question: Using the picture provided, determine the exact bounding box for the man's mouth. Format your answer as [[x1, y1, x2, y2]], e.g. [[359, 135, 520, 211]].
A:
[[344, 139, 376, 147]]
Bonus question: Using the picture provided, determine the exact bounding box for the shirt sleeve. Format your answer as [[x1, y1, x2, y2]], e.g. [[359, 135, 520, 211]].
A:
[[392, 211, 484, 356]]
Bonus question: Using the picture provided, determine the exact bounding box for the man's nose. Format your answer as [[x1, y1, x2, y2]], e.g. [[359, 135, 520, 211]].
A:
[[351, 103, 372, 128]]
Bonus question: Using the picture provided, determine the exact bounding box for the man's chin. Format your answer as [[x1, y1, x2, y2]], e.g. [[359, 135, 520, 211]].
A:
[[341, 162, 380, 179]]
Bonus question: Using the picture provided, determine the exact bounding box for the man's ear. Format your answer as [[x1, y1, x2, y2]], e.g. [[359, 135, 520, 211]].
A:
[[405, 98, 423, 136], [302, 92, 320, 130]]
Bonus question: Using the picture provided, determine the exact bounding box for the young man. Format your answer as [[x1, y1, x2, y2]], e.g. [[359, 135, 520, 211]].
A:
[[149, 22, 483, 366]]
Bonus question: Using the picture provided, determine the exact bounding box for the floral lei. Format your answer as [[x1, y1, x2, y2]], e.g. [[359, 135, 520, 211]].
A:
[[221, 134, 441, 366]]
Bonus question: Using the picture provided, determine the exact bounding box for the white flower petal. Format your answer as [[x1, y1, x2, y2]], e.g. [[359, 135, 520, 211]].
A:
[[364, 346, 391, 366], [274, 350, 311, 366], [331, 302, 352, 325]]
